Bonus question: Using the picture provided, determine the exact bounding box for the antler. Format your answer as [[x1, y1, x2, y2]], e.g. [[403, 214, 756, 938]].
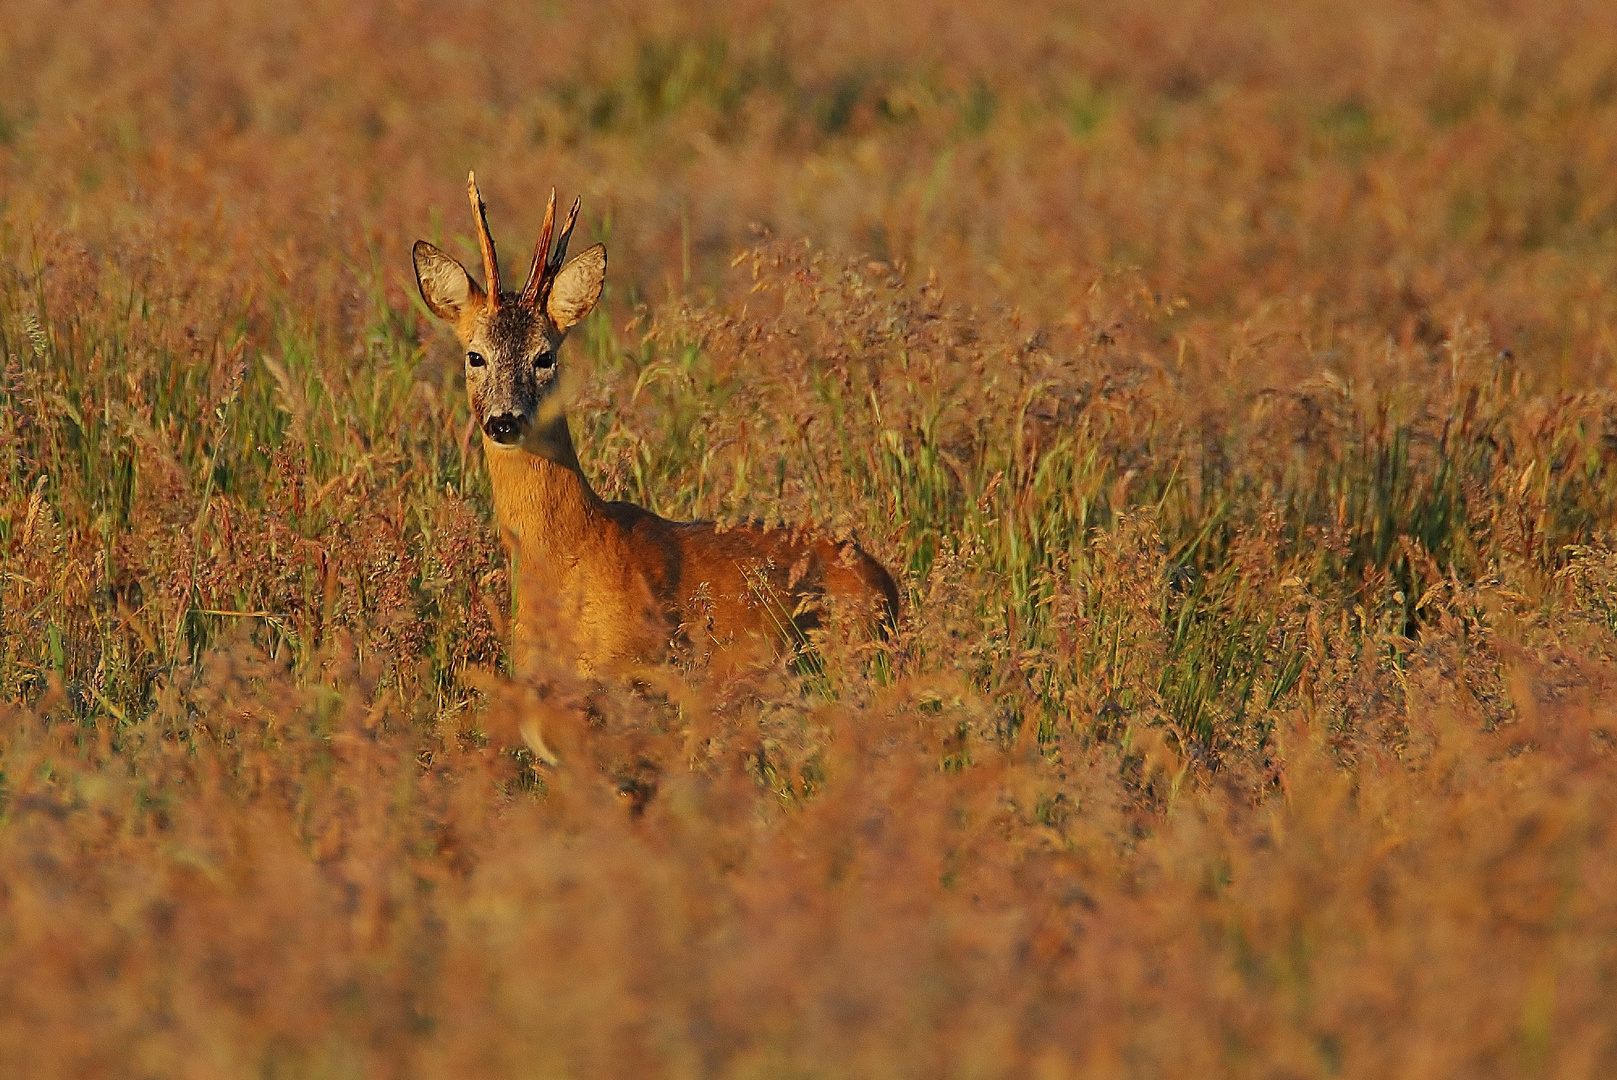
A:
[[519, 189, 581, 311], [519, 189, 557, 310], [467, 171, 501, 307]]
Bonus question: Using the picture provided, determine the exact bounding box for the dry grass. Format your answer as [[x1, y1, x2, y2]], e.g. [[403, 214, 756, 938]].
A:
[[3, 0, 1617, 1076]]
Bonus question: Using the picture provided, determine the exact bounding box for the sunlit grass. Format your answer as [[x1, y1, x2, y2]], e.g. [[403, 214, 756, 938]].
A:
[[2, 0, 1617, 1075]]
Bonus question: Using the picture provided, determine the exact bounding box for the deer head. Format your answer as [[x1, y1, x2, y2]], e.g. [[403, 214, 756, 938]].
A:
[[413, 173, 606, 449]]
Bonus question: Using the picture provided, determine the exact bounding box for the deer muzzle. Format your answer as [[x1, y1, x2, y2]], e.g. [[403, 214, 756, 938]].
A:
[[484, 413, 526, 445]]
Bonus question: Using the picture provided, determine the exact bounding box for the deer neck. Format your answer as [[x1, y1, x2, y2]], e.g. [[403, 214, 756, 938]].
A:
[[483, 412, 606, 558]]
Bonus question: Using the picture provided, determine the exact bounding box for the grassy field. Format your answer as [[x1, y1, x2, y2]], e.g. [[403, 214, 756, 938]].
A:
[[4, 0, 1617, 1075]]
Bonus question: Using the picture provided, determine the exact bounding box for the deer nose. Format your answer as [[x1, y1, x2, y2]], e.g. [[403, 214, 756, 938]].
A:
[[484, 413, 524, 445]]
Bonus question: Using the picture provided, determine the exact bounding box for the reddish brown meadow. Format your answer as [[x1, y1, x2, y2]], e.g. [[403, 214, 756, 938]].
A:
[[2, 0, 1617, 1076]]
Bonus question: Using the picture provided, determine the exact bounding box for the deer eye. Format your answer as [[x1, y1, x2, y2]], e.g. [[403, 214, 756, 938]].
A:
[[467, 351, 485, 368], [534, 350, 555, 371]]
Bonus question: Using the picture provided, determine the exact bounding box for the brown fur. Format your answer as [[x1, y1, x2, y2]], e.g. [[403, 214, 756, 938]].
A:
[[415, 175, 898, 676]]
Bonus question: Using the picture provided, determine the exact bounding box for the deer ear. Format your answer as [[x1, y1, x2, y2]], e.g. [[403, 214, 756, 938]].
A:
[[413, 241, 484, 321], [546, 244, 606, 331]]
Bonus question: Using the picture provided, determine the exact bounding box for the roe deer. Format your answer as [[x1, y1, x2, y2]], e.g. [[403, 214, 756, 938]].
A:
[[413, 174, 899, 677]]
